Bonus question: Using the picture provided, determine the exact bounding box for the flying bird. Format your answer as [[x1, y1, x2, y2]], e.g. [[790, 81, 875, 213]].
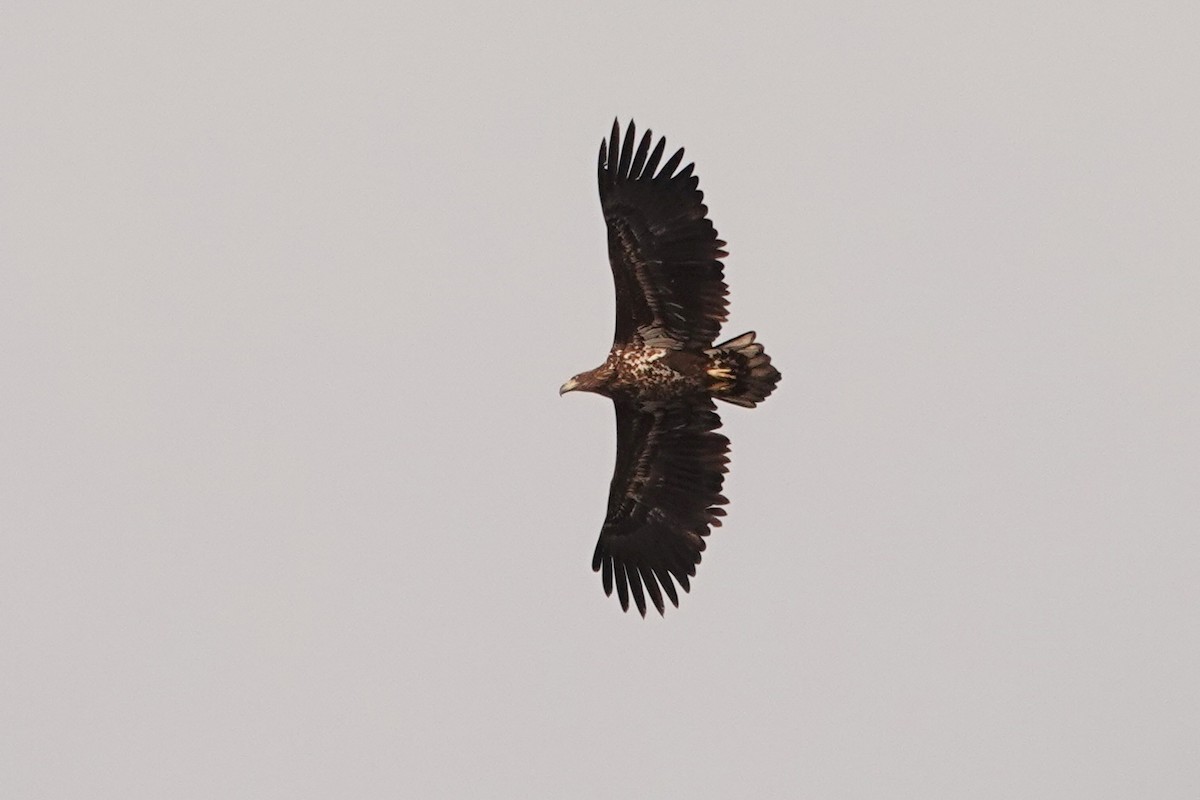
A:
[[561, 120, 781, 616]]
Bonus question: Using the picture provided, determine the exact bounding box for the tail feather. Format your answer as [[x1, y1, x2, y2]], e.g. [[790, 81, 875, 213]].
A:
[[708, 331, 780, 408]]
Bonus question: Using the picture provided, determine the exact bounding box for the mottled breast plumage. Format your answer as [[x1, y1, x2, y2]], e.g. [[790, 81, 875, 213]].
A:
[[606, 345, 705, 401]]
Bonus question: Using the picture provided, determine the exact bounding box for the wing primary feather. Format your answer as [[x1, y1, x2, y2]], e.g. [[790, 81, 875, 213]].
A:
[[642, 569, 665, 615], [656, 570, 679, 608], [660, 147, 685, 179], [629, 128, 652, 178], [614, 561, 630, 611], [628, 567, 647, 617], [598, 140, 608, 189], [607, 119, 620, 182], [643, 136, 666, 178], [617, 120, 635, 179]]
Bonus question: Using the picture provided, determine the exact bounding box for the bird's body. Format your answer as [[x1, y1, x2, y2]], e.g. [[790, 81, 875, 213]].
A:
[[566, 337, 772, 404], [561, 120, 780, 616], [570, 345, 701, 400]]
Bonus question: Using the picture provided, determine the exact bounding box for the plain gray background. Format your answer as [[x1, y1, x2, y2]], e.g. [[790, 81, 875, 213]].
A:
[[3, 3, 1197, 797]]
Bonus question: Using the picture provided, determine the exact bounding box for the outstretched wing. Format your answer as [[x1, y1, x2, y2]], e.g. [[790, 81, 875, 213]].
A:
[[599, 119, 729, 350], [592, 397, 730, 616]]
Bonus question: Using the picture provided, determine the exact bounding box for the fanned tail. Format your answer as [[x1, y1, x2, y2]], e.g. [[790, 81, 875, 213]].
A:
[[707, 331, 781, 408]]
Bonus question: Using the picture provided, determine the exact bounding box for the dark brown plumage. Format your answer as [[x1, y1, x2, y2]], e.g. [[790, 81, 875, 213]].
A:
[[561, 120, 781, 616]]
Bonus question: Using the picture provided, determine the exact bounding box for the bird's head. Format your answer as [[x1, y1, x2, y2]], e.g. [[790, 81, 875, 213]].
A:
[[559, 365, 612, 397], [559, 375, 582, 395]]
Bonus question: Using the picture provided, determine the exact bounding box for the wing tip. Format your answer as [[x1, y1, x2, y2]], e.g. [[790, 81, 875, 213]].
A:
[[595, 546, 694, 616]]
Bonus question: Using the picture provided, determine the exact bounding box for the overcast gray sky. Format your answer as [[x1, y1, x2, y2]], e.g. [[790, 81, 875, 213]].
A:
[[3, 3, 1198, 798]]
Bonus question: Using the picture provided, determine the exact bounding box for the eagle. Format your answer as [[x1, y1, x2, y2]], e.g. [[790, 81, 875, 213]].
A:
[[560, 120, 781, 616]]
